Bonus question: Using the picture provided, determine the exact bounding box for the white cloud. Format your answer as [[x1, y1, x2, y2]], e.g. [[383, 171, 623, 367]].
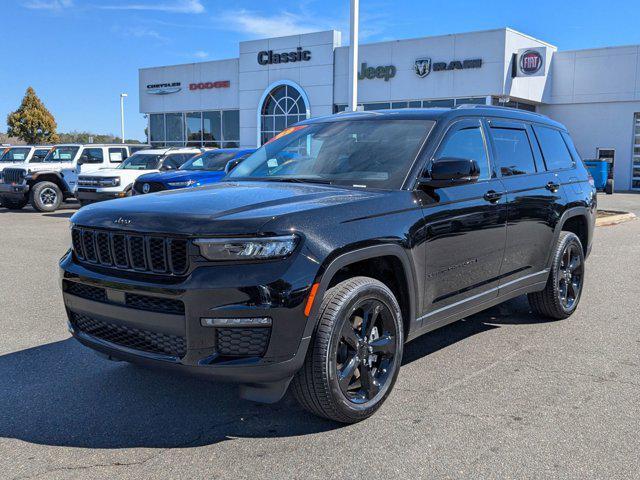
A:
[[111, 25, 169, 42], [219, 9, 335, 38], [193, 50, 209, 58], [23, 0, 74, 10], [99, 0, 204, 14]]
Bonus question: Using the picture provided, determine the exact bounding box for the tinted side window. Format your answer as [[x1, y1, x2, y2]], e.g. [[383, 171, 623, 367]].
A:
[[491, 128, 536, 176], [533, 126, 575, 170], [82, 148, 104, 164], [164, 154, 192, 169], [32, 149, 50, 162], [436, 124, 490, 180]]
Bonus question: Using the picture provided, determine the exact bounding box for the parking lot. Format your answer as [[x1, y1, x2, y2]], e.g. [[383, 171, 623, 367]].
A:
[[1, 197, 639, 480]]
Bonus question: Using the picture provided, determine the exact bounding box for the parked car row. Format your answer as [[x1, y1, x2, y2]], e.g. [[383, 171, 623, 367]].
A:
[[0, 144, 255, 211]]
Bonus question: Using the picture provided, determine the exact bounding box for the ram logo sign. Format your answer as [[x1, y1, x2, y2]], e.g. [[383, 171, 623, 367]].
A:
[[414, 58, 432, 78]]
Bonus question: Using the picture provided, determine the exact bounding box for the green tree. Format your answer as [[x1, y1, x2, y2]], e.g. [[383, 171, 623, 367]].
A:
[[6, 87, 59, 144]]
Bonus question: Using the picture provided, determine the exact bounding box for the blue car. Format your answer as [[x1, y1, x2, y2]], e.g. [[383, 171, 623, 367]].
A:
[[133, 148, 255, 195]]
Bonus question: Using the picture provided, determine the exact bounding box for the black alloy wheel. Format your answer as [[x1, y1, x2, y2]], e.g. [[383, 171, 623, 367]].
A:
[[336, 299, 398, 403], [557, 241, 584, 311], [528, 231, 585, 319], [291, 276, 404, 423]]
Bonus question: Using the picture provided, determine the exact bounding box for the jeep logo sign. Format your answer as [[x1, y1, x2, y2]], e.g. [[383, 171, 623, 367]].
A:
[[358, 63, 397, 81], [515, 47, 547, 77]]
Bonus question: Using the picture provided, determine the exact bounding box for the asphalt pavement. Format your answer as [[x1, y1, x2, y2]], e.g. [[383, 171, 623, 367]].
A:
[[0, 196, 639, 480]]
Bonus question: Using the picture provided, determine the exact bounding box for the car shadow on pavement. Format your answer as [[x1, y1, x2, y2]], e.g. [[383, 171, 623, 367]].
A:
[[0, 297, 556, 449]]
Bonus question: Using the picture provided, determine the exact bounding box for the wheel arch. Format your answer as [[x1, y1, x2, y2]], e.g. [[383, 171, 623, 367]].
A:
[[28, 172, 70, 193], [304, 244, 418, 341], [548, 207, 590, 269]]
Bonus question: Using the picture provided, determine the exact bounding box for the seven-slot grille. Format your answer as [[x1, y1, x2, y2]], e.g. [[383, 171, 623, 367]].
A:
[[72, 227, 189, 275], [2, 168, 26, 184]]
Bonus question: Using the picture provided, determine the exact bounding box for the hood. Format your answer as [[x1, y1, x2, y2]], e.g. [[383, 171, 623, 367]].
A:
[[138, 170, 225, 184], [81, 168, 158, 180], [71, 181, 385, 235]]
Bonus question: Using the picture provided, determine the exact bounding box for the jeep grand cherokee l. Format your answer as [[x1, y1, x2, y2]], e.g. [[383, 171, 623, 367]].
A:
[[60, 106, 596, 423]]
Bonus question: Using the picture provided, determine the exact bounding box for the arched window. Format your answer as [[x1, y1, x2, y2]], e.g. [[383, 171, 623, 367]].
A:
[[260, 84, 308, 145]]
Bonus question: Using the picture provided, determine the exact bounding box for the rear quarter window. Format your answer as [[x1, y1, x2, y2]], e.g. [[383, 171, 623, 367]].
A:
[[533, 125, 575, 171]]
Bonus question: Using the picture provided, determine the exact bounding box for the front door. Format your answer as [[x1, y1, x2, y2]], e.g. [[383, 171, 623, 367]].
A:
[[486, 119, 567, 294], [419, 119, 508, 325]]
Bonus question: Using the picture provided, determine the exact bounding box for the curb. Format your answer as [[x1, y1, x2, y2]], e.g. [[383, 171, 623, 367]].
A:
[[595, 210, 636, 227]]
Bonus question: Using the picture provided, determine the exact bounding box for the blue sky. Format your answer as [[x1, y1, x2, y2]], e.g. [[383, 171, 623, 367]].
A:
[[2, 0, 638, 140]]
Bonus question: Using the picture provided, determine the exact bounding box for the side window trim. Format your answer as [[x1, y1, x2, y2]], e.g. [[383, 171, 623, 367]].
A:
[[485, 117, 539, 178], [430, 118, 494, 182], [533, 124, 577, 172]]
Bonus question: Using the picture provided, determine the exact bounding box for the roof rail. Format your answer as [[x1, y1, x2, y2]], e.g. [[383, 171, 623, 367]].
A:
[[455, 103, 546, 118]]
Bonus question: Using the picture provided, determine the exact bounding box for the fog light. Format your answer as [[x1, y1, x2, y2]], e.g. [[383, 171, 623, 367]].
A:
[[200, 317, 272, 327]]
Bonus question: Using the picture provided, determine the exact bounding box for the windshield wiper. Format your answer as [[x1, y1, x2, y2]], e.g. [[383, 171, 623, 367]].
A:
[[259, 177, 333, 185]]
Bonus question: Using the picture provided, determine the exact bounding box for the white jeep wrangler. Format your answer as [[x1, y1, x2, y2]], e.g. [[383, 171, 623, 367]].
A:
[[0, 144, 147, 212]]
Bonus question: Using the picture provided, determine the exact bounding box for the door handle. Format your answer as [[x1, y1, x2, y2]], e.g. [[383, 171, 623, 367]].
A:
[[483, 190, 503, 203], [545, 181, 560, 192]]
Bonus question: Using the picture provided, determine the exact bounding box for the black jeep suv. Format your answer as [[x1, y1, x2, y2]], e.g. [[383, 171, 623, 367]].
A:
[[60, 106, 596, 423]]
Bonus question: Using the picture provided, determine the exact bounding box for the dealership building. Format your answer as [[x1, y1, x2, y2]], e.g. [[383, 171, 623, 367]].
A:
[[139, 28, 640, 190]]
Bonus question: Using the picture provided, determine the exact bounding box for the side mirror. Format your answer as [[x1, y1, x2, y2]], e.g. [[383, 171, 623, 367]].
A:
[[161, 164, 175, 171], [77, 156, 87, 166], [419, 158, 480, 188]]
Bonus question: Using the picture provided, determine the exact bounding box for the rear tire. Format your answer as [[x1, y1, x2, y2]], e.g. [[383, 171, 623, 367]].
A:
[[528, 232, 585, 320], [30, 181, 62, 212], [605, 178, 614, 195], [291, 277, 404, 423], [1, 195, 28, 210]]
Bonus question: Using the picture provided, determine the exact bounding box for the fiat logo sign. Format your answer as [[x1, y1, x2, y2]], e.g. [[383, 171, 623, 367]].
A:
[[520, 50, 543, 75]]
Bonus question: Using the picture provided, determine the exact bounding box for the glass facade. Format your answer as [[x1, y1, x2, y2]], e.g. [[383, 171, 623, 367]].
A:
[[148, 110, 240, 148], [491, 97, 537, 112], [633, 113, 640, 190], [334, 97, 488, 113], [260, 85, 308, 145]]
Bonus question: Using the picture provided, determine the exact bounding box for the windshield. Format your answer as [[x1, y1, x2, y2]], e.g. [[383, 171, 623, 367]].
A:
[[42, 146, 79, 163], [228, 119, 434, 189], [118, 153, 163, 170], [0, 147, 31, 162], [180, 151, 238, 171]]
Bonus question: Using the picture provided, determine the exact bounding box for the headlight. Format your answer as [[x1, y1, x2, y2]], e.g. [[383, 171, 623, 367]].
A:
[[194, 235, 299, 261], [98, 177, 120, 187], [167, 180, 196, 187]]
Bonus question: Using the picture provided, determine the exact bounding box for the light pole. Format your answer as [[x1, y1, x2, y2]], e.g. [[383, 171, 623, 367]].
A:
[[348, 0, 359, 111], [119, 93, 128, 143]]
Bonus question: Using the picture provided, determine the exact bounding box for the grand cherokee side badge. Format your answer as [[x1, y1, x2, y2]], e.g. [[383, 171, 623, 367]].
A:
[[114, 217, 132, 226]]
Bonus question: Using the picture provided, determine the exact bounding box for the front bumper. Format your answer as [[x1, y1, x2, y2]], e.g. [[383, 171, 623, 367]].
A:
[[59, 250, 316, 388], [76, 188, 128, 202], [0, 182, 29, 196]]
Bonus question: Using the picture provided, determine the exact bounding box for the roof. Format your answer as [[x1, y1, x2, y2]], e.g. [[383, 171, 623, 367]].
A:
[[305, 105, 567, 130]]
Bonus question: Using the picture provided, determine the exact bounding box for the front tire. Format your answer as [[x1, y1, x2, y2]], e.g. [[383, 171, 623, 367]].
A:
[[291, 277, 404, 423], [1, 195, 28, 210], [528, 231, 585, 320], [30, 181, 62, 212], [605, 178, 614, 195]]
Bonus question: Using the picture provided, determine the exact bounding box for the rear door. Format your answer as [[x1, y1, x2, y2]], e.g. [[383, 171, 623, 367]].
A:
[[487, 119, 567, 294], [420, 118, 508, 323]]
